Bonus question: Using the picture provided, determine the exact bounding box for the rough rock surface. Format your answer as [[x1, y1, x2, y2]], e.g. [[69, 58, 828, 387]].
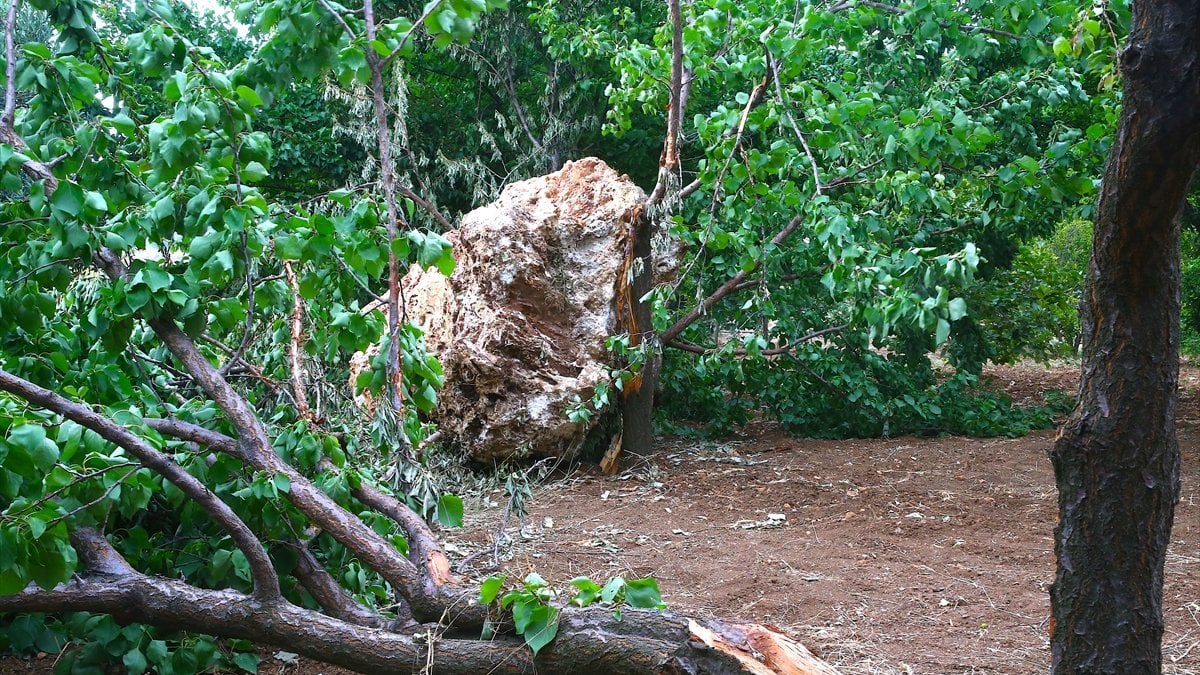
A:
[[403, 158, 646, 463]]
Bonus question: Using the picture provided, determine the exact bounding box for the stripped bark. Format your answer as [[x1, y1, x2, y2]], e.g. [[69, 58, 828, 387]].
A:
[[282, 259, 314, 422]]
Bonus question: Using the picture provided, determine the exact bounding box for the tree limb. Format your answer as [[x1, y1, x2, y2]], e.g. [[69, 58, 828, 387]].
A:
[[90, 248, 466, 623], [282, 259, 314, 422], [0, 368, 281, 603], [646, 0, 686, 207], [397, 184, 452, 230], [666, 323, 849, 357], [285, 540, 391, 628], [0, 560, 836, 674], [659, 212, 807, 344], [2, 0, 18, 131]]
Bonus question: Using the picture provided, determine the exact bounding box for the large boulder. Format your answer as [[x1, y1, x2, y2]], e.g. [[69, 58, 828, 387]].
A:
[[403, 158, 647, 463]]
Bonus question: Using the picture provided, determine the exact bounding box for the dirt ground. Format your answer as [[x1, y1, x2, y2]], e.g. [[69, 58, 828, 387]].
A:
[[443, 363, 1200, 675], [4, 364, 1200, 674]]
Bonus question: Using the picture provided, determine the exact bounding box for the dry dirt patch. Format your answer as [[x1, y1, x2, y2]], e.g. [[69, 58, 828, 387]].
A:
[[451, 365, 1200, 674]]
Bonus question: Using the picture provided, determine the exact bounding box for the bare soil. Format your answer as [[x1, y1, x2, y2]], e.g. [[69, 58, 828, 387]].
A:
[[5, 364, 1200, 674], [446, 363, 1200, 674]]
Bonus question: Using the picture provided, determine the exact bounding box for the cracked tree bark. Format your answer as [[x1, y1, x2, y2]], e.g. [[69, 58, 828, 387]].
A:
[[1049, 1, 1200, 671]]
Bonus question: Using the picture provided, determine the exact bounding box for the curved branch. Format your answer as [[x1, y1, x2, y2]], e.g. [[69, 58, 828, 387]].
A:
[[285, 540, 391, 628], [89, 250, 460, 623], [0, 368, 281, 603], [397, 185, 452, 230], [145, 415, 484, 626], [660, 212, 807, 344]]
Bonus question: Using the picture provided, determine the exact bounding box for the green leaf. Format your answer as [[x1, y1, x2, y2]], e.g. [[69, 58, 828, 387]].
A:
[[947, 297, 968, 321], [235, 85, 263, 106], [569, 576, 602, 606], [108, 112, 137, 137], [50, 182, 84, 218], [511, 596, 537, 633], [271, 473, 291, 494], [232, 651, 259, 673], [275, 234, 304, 260], [624, 577, 664, 608], [30, 539, 76, 590], [935, 318, 951, 346], [1016, 155, 1041, 173], [480, 575, 505, 604], [600, 576, 625, 603], [146, 639, 168, 663], [241, 161, 268, 183], [435, 493, 463, 527], [522, 605, 560, 655], [0, 567, 29, 595], [9, 425, 58, 473], [85, 191, 108, 212], [123, 648, 149, 675]]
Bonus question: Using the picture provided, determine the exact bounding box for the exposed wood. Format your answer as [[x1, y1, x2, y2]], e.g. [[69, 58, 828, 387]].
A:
[[0, 557, 838, 675], [282, 259, 315, 422]]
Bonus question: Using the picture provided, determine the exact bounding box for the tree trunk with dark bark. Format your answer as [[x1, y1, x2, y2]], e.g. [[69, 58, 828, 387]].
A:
[[1049, 2, 1200, 671], [619, 209, 660, 463]]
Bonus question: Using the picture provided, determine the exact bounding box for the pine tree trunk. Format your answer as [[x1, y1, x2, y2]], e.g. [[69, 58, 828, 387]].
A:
[[1049, 2, 1200, 671]]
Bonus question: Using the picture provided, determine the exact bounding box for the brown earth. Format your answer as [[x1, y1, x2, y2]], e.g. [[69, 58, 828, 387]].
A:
[[446, 363, 1200, 675], [5, 364, 1200, 674]]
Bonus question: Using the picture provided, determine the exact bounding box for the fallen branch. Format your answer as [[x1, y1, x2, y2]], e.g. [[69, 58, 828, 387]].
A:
[[0, 369, 281, 603], [0, 533, 840, 675]]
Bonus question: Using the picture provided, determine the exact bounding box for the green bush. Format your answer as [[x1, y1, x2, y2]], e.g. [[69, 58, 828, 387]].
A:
[[970, 219, 1091, 363]]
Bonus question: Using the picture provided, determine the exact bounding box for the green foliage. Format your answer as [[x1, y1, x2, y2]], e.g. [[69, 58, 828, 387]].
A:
[[625, 0, 1123, 437], [481, 572, 665, 654], [1181, 228, 1200, 356], [0, 0, 493, 668], [970, 219, 1090, 363]]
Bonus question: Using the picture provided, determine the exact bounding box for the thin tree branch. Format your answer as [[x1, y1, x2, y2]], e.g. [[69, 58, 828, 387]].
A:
[[660, 211, 806, 344], [1, 0, 57, 192], [397, 184, 452, 230], [2, 0, 17, 130], [646, 0, 685, 207], [285, 540, 390, 628], [0, 368, 281, 602], [767, 54, 822, 194], [666, 323, 849, 357], [145, 418, 240, 454], [362, 0, 412, 426], [282, 260, 314, 422], [315, 0, 357, 39], [91, 248, 463, 623]]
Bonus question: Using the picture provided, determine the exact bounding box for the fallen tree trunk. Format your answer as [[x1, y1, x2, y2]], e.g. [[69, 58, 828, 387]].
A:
[[0, 531, 838, 675]]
